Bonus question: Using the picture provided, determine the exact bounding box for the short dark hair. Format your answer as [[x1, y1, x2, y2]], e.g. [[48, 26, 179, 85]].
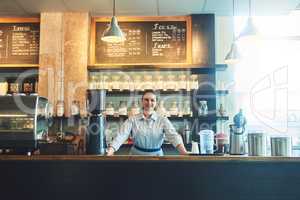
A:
[[141, 90, 157, 101]]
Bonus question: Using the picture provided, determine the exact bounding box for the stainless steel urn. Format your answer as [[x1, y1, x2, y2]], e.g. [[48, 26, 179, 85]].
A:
[[271, 136, 292, 156], [248, 132, 267, 156], [229, 124, 246, 155]]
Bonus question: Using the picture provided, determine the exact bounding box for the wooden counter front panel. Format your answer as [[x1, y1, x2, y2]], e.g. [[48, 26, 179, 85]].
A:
[[0, 158, 300, 200]]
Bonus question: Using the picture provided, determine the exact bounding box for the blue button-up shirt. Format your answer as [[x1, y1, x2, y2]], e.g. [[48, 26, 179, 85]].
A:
[[110, 112, 183, 153]]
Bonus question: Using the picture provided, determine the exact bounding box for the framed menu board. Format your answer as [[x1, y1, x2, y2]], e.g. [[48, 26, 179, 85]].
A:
[[90, 16, 192, 66], [0, 18, 40, 67]]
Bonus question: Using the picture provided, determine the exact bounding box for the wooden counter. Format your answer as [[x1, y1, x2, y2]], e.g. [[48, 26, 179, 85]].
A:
[[1, 155, 300, 200]]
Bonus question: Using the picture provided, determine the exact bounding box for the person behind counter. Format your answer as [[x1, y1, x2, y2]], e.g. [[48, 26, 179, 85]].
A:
[[106, 90, 188, 156]]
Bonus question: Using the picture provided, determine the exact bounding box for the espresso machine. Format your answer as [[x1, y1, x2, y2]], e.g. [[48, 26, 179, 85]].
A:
[[229, 109, 247, 155], [0, 95, 51, 154], [86, 89, 106, 155]]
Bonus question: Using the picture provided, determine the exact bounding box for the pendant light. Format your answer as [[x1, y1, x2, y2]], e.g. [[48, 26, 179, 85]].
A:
[[225, 0, 240, 64], [101, 0, 125, 43], [237, 0, 259, 42]]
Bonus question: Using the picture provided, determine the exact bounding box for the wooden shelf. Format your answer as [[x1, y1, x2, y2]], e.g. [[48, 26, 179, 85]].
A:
[[88, 64, 227, 74], [105, 115, 229, 121], [88, 89, 228, 96]]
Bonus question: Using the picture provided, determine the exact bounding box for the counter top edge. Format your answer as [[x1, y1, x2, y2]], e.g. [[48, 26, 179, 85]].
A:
[[0, 155, 300, 161]]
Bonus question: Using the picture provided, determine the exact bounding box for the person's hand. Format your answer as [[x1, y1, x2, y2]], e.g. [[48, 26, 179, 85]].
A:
[[106, 147, 115, 156], [176, 144, 189, 155], [180, 149, 189, 155]]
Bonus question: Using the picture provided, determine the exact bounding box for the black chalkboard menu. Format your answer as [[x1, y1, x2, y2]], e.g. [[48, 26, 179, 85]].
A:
[[93, 17, 191, 65], [0, 22, 39, 65]]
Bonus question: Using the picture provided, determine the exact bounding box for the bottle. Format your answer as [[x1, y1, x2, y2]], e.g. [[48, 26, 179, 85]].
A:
[[218, 103, 226, 117], [71, 100, 80, 116], [183, 123, 191, 144]]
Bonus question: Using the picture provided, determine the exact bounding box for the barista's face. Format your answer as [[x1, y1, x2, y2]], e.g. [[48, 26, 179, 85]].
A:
[[142, 92, 157, 112]]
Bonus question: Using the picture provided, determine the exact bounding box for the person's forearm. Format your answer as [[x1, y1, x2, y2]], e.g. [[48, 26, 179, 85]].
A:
[[176, 143, 188, 155]]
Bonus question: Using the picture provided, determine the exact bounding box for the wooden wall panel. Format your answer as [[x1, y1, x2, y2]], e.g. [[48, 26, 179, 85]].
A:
[[39, 13, 64, 114], [39, 12, 89, 117], [63, 12, 89, 117]]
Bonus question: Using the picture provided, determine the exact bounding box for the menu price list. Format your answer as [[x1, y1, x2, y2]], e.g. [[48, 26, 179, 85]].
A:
[[95, 21, 187, 64], [0, 23, 39, 64]]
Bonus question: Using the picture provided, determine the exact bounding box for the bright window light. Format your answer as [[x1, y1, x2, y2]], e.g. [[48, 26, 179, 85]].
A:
[[233, 15, 300, 139]]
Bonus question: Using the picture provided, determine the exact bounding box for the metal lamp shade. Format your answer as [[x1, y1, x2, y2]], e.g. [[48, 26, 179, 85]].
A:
[[101, 16, 125, 43], [225, 42, 240, 64], [237, 17, 260, 43]]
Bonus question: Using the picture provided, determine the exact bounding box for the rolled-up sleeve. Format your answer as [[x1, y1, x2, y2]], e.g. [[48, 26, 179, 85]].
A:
[[162, 118, 183, 147], [110, 118, 133, 151]]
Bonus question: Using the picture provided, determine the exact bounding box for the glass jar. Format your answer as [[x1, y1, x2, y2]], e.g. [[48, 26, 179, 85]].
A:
[[105, 101, 114, 116], [198, 100, 208, 116], [190, 75, 199, 90], [143, 75, 153, 90], [166, 75, 176, 90], [169, 101, 178, 116], [177, 74, 187, 90], [133, 75, 142, 91], [101, 75, 109, 90], [120, 75, 130, 91], [118, 101, 127, 116], [89, 75, 97, 89], [23, 82, 33, 94], [154, 74, 164, 90], [156, 100, 168, 117], [9, 82, 19, 94], [111, 75, 120, 90], [0, 81, 8, 95], [182, 100, 191, 116], [56, 100, 64, 117], [129, 101, 140, 117]]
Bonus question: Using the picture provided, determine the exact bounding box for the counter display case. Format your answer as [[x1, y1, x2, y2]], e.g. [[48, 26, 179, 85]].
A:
[[0, 95, 51, 151]]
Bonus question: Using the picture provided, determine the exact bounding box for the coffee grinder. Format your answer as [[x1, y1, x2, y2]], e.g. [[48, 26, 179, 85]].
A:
[[229, 109, 247, 155], [86, 89, 106, 155]]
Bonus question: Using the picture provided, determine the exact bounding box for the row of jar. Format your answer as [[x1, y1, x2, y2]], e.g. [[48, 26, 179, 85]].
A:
[[88, 74, 199, 91], [0, 81, 38, 95], [104, 100, 193, 117]]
